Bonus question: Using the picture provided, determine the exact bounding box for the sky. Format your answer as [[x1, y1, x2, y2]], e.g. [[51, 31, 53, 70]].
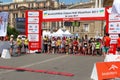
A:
[[0, 0, 12, 3], [0, 0, 90, 4], [59, 0, 90, 4]]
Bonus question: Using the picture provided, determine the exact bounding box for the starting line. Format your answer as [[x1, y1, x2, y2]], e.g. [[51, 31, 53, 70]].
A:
[[0, 66, 74, 77]]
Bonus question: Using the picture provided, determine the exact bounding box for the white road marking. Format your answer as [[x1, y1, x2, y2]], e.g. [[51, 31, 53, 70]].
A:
[[0, 55, 68, 74]]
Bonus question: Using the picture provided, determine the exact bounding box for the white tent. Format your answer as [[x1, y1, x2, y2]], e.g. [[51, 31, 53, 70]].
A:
[[42, 31, 51, 37], [56, 29, 65, 34], [50, 29, 73, 37], [51, 31, 62, 37], [64, 30, 71, 35], [50, 29, 64, 37], [63, 30, 73, 37], [51, 33, 63, 37]]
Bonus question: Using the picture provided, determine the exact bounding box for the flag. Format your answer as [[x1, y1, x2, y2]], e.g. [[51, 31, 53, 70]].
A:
[[111, 0, 120, 14], [0, 12, 9, 36]]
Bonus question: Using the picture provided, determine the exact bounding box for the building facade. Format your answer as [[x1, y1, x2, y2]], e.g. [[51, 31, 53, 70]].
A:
[[103, 0, 113, 7], [0, 0, 107, 38], [0, 0, 62, 33], [65, 0, 105, 38]]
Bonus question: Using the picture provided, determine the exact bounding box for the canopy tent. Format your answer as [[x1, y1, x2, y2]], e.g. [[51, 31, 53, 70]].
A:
[[42, 29, 73, 38], [56, 29, 65, 34], [51, 29, 73, 37], [51, 29, 64, 37], [64, 30, 71, 35], [42, 31, 51, 37], [62, 30, 73, 37], [51, 32, 63, 37]]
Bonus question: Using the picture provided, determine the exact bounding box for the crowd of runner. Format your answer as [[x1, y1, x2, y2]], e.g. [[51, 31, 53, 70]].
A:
[[1, 33, 113, 57], [42, 35, 103, 56]]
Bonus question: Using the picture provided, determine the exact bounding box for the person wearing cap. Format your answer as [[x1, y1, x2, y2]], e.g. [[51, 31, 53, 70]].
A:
[[9, 34, 14, 56], [16, 36, 22, 56]]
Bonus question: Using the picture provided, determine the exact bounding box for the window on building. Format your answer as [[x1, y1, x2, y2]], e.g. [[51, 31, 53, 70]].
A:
[[83, 24, 89, 32], [22, 13, 24, 18], [14, 4, 18, 9], [42, 22, 46, 29], [29, 3, 33, 8], [16, 13, 18, 18], [43, 2, 46, 8], [29, 3, 30, 7], [30, 3, 34, 8], [13, 13, 18, 18], [40, 3, 44, 8], [30, 3, 32, 8], [32, 3, 34, 7]]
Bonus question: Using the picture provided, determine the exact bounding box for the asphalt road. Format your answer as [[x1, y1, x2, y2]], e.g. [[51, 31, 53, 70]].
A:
[[0, 41, 10, 54], [0, 53, 104, 80], [0, 41, 104, 80]]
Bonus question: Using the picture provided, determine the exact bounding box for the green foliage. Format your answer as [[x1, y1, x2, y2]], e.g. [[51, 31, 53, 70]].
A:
[[7, 26, 20, 39]]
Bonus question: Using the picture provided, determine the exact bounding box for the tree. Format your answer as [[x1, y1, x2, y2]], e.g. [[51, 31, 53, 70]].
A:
[[7, 26, 20, 39]]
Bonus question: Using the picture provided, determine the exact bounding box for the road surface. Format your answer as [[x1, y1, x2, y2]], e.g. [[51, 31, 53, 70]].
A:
[[0, 53, 104, 80]]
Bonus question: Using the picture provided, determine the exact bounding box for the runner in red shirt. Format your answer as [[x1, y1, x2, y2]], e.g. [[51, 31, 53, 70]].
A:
[[73, 38, 78, 54], [116, 34, 120, 54], [102, 33, 111, 57]]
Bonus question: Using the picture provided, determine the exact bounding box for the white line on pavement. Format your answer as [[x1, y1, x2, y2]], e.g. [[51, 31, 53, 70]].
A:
[[0, 55, 68, 74]]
